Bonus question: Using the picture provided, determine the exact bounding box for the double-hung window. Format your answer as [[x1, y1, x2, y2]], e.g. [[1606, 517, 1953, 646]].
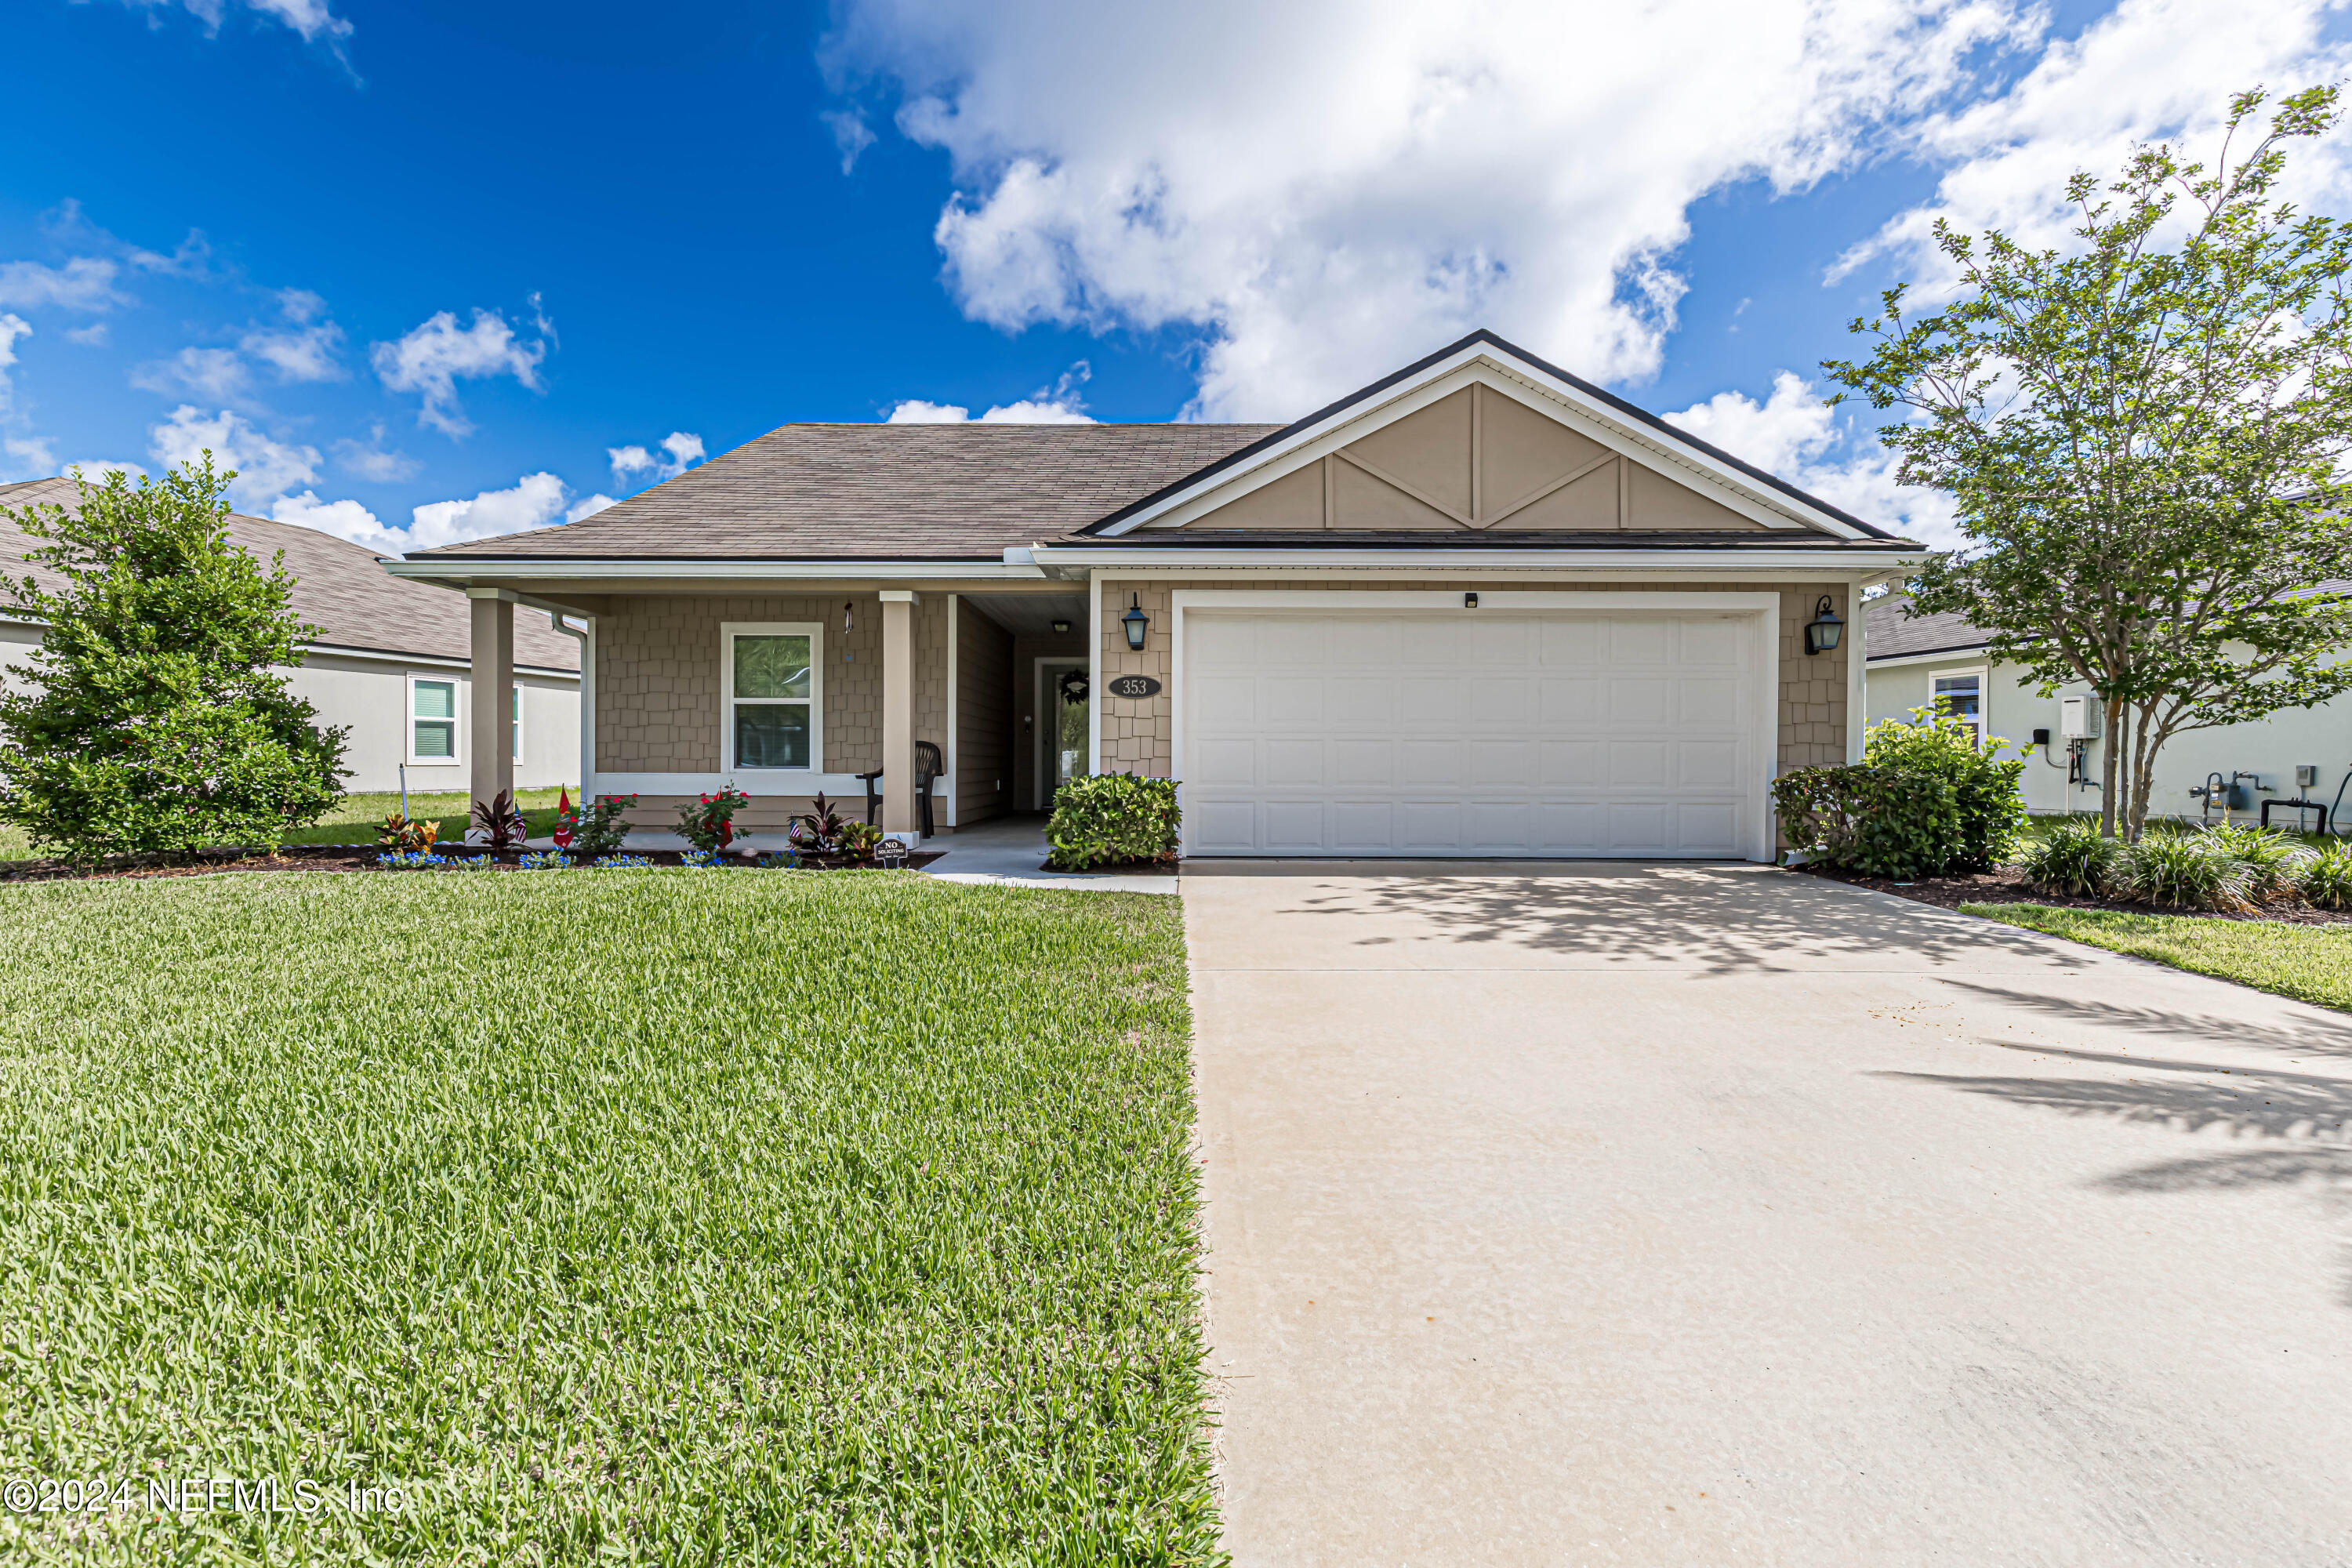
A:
[[725, 623, 822, 771], [410, 677, 459, 762], [1933, 670, 1986, 746]]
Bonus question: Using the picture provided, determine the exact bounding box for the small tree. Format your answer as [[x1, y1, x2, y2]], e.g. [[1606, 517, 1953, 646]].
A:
[[0, 460, 348, 859], [1824, 87, 2352, 839]]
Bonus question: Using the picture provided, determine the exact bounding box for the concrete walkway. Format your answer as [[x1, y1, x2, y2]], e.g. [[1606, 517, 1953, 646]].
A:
[[1187, 861, 2352, 1566]]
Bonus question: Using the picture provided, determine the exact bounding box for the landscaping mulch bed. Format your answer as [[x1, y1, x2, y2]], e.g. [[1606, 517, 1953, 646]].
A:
[[0, 843, 946, 884], [1791, 859, 2352, 926]]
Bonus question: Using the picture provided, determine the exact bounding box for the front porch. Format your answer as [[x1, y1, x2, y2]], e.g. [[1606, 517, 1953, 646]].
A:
[[457, 583, 1097, 844]]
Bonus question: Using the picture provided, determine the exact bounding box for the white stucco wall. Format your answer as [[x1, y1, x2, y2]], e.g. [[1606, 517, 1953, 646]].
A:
[[1867, 653, 2352, 827], [0, 620, 580, 795]]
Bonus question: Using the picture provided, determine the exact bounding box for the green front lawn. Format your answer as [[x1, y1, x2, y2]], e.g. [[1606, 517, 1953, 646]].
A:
[[0, 871, 1217, 1563], [1962, 902, 2352, 1014]]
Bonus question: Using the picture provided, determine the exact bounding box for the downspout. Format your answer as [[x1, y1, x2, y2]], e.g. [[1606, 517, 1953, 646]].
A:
[[548, 612, 592, 800]]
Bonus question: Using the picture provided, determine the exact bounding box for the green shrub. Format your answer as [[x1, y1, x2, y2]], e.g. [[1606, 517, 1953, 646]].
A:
[[2298, 839, 2352, 909], [1047, 773, 1181, 870], [564, 793, 636, 855], [2018, 820, 2118, 896], [0, 462, 347, 860], [1771, 762, 1960, 879], [2199, 821, 2313, 903], [2115, 830, 2254, 911], [1862, 706, 2028, 871]]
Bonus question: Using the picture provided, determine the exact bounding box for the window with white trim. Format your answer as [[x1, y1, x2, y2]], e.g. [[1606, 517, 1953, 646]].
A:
[[409, 676, 459, 763], [724, 622, 822, 771], [1933, 669, 1986, 746]]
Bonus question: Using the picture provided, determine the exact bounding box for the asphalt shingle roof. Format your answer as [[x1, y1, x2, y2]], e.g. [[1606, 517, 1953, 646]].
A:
[[0, 477, 579, 670], [1866, 592, 1988, 660], [416, 423, 1286, 561]]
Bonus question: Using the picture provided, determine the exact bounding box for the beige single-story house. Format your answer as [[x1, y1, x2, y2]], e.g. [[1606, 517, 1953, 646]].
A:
[[1867, 592, 2352, 828], [0, 475, 581, 795], [386, 332, 1927, 858]]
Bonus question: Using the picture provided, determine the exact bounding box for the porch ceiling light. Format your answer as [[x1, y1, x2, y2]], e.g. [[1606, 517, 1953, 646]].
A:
[[1122, 594, 1149, 652], [1805, 595, 1844, 655], [842, 601, 855, 635]]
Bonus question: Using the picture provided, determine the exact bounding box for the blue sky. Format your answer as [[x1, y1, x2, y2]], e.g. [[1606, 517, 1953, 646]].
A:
[[2, 0, 2347, 552]]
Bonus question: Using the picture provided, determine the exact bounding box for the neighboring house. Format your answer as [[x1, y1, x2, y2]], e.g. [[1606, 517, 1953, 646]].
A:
[[0, 476, 582, 795], [387, 330, 1927, 859], [1865, 593, 2352, 826]]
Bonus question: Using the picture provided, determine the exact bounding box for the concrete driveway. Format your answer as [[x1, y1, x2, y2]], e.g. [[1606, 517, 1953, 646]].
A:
[[1185, 862, 2352, 1566]]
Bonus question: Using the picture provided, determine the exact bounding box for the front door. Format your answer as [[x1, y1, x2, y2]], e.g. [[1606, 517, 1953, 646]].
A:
[[1036, 659, 1089, 809]]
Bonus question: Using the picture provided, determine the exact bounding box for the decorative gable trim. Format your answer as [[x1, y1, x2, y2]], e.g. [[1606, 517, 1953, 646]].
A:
[[1091, 332, 1880, 542]]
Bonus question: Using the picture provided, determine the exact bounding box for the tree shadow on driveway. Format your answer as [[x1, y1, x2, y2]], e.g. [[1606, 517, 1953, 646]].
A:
[[1225, 862, 2085, 975], [1879, 982, 2352, 1303]]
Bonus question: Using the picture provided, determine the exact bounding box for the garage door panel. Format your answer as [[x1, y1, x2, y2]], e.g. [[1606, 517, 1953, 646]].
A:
[[1470, 801, 1533, 848], [1332, 801, 1394, 849], [1396, 800, 1464, 849], [1469, 677, 1534, 726], [1677, 740, 1739, 789], [1470, 740, 1537, 786], [1679, 619, 1743, 664], [1538, 740, 1602, 787], [1396, 742, 1462, 786], [1678, 677, 1740, 727], [1610, 677, 1670, 725], [1194, 738, 1259, 786], [1184, 609, 1759, 858], [1265, 739, 1326, 786], [1607, 741, 1668, 788], [1537, 677, 1602, 726], [1263, 800, 1327, 849]]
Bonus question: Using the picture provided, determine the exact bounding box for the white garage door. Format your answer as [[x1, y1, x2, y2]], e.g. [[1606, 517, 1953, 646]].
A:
[[1182, 610, 1766, 858]]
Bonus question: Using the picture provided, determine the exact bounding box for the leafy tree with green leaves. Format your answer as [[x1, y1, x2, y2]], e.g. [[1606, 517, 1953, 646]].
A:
[[0, 459, 347, 860], [1824, 86, 2352, 840]]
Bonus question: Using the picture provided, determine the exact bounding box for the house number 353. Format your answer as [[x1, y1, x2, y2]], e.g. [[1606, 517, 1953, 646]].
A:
[[1106, 675, 1162, 699]]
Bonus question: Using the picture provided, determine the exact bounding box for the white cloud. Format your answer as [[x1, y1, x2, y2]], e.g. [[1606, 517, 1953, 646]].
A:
[[64, 323, 108, 347], [147, 405, 320, 508], [822, 108, 878, 172], [405, 472, 570, 551], [0, 256, 126, 313], [370, 307, 549, 437], [2, 437, 57, 482], [1664, 371, 1960, 547], [241, 321, 345, 383], [1835, 0, 2352, 292], [825, 0, 2042, 419], [0, 313, 30, 417], [884, 396, 1095, 423], [130, 346, 251, 402], [62, 459, 147, 483], [331, 423, 419, 482], [274, 472, 581, 556], [608, 430, 707, 484], [566, 493, 618, 523], [122, 0, 353, 45], [271, 491, 395, 550]]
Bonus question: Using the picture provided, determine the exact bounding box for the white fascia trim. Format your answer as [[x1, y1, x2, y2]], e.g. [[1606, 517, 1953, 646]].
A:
[[1032, 545, 1926, 574], [587, 771, 947, 798], [383, 559, 1047, 583], [304, 641, 580, 680], [1864, 647, 1994, 671], [1095, 345, 1876, 539]]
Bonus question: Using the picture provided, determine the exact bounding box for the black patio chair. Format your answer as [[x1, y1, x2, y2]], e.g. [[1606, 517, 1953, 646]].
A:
[[856, 740, 945, 837]]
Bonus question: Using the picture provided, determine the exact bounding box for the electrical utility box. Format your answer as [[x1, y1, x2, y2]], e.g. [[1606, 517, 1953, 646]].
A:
[[2298, 764, 2321, 789], [2060, 695, 2103, 739]]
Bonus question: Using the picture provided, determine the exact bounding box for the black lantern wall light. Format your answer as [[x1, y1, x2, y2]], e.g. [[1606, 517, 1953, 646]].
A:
[[1803, 595, 1844, 655], [1121, 594, 1150, 651]]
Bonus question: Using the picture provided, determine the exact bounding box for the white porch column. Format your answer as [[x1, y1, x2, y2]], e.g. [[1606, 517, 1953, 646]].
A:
[[880, 590, 917, 834], [466, 590, 515, 814]]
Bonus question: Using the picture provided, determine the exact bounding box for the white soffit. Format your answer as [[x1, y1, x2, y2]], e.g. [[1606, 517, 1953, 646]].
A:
[[1106, 344, 1864, 539]]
